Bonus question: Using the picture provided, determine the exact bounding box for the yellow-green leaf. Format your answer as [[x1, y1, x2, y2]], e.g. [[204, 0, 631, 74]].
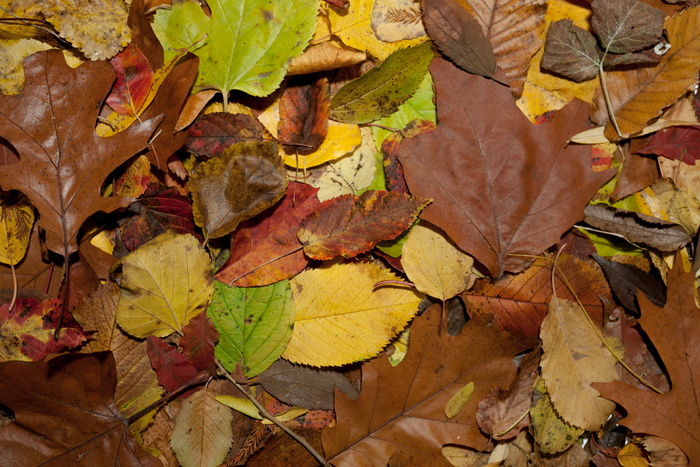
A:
[[0, 203, 34, 266], [445, 382, 474, 419], [282, 261, 423, 366], [215, 395, 261, 419], [113, 231, 214, 338]]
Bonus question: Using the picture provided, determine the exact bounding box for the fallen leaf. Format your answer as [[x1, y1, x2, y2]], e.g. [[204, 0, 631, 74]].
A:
[[591, 0, 664, 54], [214, 182, 320, 287], [184, 112, 267, 158], [529, 375, 584, 454], [287, 41, 367, 76], [0, 38, 54, 95], [322, 308, 534, 465], [112, 231, 214, 338], [170, 386, 234, 467], [636, 125, 700, 164], [105, 44, 154, 116], [540, 297, 619, 430], [0, 202, 33, 266], [330, 42, 433, 124], [541, 19, 600, 82], [190, 140, 287, 239], [421, 0, 496, 77], [372, 0, 425, 42], [279, 74, 330, 154], [147, 336, 201, 393], [282, 261, 423, 366], [153, 0, 318, 99], [180, 309, 218, 375], [298, 190, 429, 260], [445, 382, 475, 419], [593, 254, 665, 314], [635, 177, 700, 237], [594, 256, 700, 462], [0, 352, 161, 466], [397, 57, 613, 277], [207, 280, 294, 377], [283, 120, 363, 168], [642, 436, 688, 465]]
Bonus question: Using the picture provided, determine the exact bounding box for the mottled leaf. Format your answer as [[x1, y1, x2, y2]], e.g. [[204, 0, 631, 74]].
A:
[[279, 74, 330, 154]]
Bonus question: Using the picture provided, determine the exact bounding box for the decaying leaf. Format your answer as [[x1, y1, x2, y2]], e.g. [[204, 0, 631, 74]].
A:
[[372, 0, 426, 42], [184, 112, 267, 158], [0, 39, 54, 95], [530, 376, 584, 454], [282, 261, 423, 367], [279, 74, 330, 154]]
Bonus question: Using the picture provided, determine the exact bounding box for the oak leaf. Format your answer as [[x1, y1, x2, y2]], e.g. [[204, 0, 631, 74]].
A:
[[0, 352, 161, 466], [594, 257, 700, 462], [0, 50, 160, 258], [397, 58, 613, 277], [322, 308, 534, 465], [282, 261, 423, 367]]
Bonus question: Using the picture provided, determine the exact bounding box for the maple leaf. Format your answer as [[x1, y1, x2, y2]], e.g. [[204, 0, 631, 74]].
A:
[[0, 352, 161, 466], [0, 50, 160, 261], [396, 57, 614, 277], [322, 308, 535, 465], [594, 257, 700, 462]]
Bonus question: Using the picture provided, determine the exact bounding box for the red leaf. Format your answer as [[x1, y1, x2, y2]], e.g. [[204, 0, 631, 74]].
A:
[[636, 125, 700, 165], [298, 190, 430, 260], [381, 120, 436, 194], [180, 310, 219, 375], [146, 336, 200, 393], [215, 182, 321, 287], [106, 44, 154, 116], [278, 74, 330, 154]]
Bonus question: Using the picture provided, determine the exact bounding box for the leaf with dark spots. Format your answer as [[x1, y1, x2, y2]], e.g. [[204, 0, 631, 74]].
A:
[[278, 74, 330, 154], [184, 112, 267, 158], [592, 254, 665, 314]]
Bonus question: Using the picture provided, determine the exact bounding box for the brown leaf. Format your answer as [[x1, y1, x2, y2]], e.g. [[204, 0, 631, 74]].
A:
[[190, 140, 287, 239], [591, 0, 665, 54], [180, 310, 218, 375], [322, 308, 535, 465], [0, 352, 161, 466], [184, 112, 267, 158], [421, 0, 496, 77], [594, 256, 699, 462], [0, 50, 160, 258], [593, 254, 665, 313], [611, 141, 660, 202], [287, 42, 366, 75], [541, 19, 601, 82], [397, 58, 614, 277], [279, 74, 330, 154]]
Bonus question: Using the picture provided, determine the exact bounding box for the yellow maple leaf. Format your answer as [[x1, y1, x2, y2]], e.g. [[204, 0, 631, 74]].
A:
[[282, 261, 423, 366], [113, 231, 214, 338], [0, 203, 34, 266]]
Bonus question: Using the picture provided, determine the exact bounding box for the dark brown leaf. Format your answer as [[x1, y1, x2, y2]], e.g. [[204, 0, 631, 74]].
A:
[[593, 254, 665, 313], [541, 20, 601, 82], [278, 74, 330, 154], [591, 0, 665, 53], [184, 112, 267, 158]]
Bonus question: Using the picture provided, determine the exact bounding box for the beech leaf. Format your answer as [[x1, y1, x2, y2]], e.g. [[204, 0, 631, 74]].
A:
[[591, 0, 664, 54], [282, 261, 423, 367], [421, 0, 496, 77], [541, 20, 601, 83], [330, 42, 434, 124], [298, 190, 430, 260], [190, 140, 287, 240], [396, 58, 614, 277]]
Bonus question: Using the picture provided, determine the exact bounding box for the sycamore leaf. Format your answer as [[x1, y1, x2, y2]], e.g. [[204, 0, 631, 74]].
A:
[[279, 74, 330, 154], [0, 352, 161, 466], [112, 231, 214, 339], [184, 112, 267, 158], [328, 0, 428, 60], [298, 190, 430, 260], [541, 20, 600, 82], [530, 376, 584, 454], [594, 256, 700, 461], [214, 183, 320, 287], [207, 280, 295, 377], [330, 42, 434, 124], [322, 308, 534, 464], [401, 221, 476, 301], [282, 261, 423, 367], [540, 297, 619, 430], [190, 140, 287, 239], [591, 0, 664, 54], [0, 298, 87, 362], [590, 7, 700, 139], [372, 0, 426, 42], [0, 203, 33, 265], [105, 44, 154, 116], [153, 0, 318, 98], [171, 386, 234, 467], [421, 0, 496, 77], [397, 58, 613, 277]]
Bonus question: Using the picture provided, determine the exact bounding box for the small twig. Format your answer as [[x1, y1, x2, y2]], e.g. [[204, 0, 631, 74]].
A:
[[216, 360, 332, 466]]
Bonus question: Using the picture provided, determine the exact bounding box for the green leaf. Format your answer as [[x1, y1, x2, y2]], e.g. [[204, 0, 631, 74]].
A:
[[372, 72, 436, 149], [330, 42, 434, 124], [207, 280, 294, 377], [153, 0, 319, 99]]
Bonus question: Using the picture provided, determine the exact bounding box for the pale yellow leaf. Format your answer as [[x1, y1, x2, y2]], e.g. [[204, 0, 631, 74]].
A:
[[261, 406, 308, 424], [171, 386, 234, 467], [282, 261, 423, 366], [371, 0, 425, 42], [0, 39, 54, 95], [215, 395, 262, 419], [114, 231, 214, 338], [441, 445, 492, 466], [634, 178, 700, 236], [0, 203, 34, 266], [328, 0, 427, 60], [401, 222, 476, 300], [445, 381, 474, 419], [287, 41, 367, 76], [387, 327, 410, 366], [305, 126, 377, 200], [540, 297, 619, 430]]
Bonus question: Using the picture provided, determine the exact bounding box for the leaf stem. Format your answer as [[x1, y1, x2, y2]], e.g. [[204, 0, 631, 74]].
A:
[[598, 65, 622, 139], [216, 360, 332, 466]]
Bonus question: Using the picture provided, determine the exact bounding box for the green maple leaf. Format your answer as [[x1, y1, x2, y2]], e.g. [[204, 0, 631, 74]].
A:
[[153, 0, 319, 104]]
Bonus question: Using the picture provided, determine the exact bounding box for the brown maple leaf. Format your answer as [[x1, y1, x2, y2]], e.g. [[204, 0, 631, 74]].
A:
[[396, 57, 614, 277], [594, 256, 700, 462]]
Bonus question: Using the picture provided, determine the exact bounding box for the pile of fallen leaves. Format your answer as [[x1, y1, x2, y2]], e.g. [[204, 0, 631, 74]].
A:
[[1, 0, 699, 465]]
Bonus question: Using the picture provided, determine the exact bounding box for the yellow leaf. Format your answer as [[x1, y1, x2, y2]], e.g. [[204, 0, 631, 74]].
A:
[[516, 0, 598, 122], [114, 231, 214, 338], [0, 39, 54, 95], [401, 222, 476, 301], [444, 381, 474, 419], [0, 203, 34, 266], [540, 297, 619, 431], [328, 0, 427, 60], [282, 261, 423, 366], [215, 395, 262, 419], [287, 41, 367, 76], [441, 445, 491, 466], [0, 2, 45, 39], [634, 178, 700, 236], [591, 7, 700, 139], [371, 0, 425, 42], [387, 327, 410, 366], [618, 442, 648, 467], [261, 406, 308, 424]]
